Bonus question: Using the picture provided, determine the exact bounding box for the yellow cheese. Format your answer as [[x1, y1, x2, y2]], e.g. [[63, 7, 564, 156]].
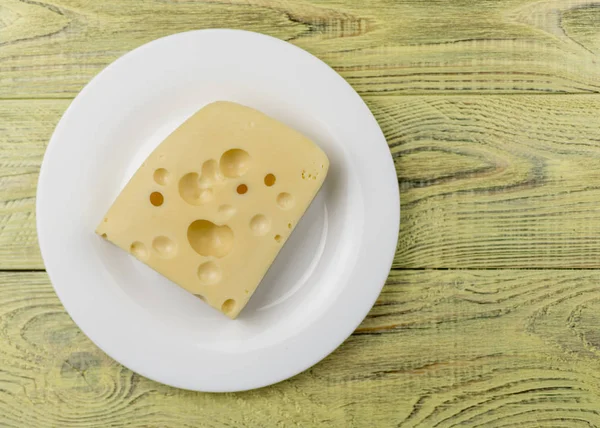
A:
[[96, 101, 329, 319]]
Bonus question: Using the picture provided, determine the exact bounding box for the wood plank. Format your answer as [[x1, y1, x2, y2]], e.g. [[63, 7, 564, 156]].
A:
[[2, 0, 600, 97], [378, 95, 600, 268], [2, 270, 600, 427], [0, 100, 68, 269], [4, 95, 600, 269]]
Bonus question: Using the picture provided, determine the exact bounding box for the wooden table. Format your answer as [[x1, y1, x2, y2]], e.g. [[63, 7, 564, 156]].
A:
[[2, 0, 600, 426]]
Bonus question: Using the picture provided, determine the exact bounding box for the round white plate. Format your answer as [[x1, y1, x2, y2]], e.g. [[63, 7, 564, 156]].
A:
[[37, 29, 399, 392]]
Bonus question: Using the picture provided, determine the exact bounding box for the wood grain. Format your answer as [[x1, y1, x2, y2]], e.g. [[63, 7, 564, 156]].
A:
[[4, 0, 600, 425], [1, 270, 599, 427], [376, 94, 600, 268], [0, 100, 66, 269], [4, 95, 600, 269], [2, 0, 600, 98]]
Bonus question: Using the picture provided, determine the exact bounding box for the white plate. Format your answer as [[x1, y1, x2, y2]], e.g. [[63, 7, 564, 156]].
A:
[[37, 29, 399, 392]]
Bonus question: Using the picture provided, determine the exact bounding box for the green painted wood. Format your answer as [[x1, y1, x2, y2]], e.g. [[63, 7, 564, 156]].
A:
[[4, 96, 600, 268], [3, 1, 600, 425], [1, 270, 599, 427], [1, 0, 600, 97]]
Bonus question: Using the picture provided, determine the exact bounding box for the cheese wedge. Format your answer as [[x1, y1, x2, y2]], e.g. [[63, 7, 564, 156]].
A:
[[96, 101, 329, 318]]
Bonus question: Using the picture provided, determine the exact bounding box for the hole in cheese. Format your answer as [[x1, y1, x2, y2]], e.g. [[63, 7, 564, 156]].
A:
[[250, 214, 271, 236], [276, 192, 294, 210], [274, 234, 282, 243], [200, 159, 221, 184], [130, 241, 148, 260], [197, 261, 222, 285], [152, 236, 177, 258], [187, 220, 234, 258], [179, 173, 214, 205], [150, 191, 164, 206], [221, 299, 236, 314], [153, 168, 170, 185], [264, 173, 276, 187], [220, 149, 251, 178], [236, 184, 248, 195]]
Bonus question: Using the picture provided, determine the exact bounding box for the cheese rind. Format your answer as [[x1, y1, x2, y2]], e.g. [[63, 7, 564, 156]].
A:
[[96, 101, 329, 318]]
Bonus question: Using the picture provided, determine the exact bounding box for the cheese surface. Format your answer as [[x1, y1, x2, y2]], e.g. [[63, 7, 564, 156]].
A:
[[96, 101, 329, 318]]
